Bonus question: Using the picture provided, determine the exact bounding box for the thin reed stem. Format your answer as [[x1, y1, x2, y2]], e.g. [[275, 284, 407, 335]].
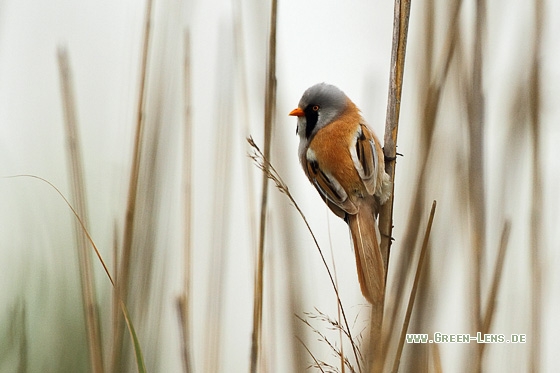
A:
[[383, 0, 462, 356], [248, 138, 363, 373], [481, 222, 511, 340], [250, 0, 277, 371], [379, 0, 412, 271], [296, 337, 327, 373], [112, 0, 154, 370], [373, 1, 411, 371], [467, 5, 487, 371], [529, 2, 543, 371], [57, 47, 105, 373], [327, 221, 346, 373], [431, 343, 442, 373], [391, 201, 437, 373], [4, 174, 148, 372], [178, 29, 194, 373]]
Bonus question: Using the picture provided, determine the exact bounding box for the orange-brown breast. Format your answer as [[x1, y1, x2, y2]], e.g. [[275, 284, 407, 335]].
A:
[[307, 102, 365, 199]]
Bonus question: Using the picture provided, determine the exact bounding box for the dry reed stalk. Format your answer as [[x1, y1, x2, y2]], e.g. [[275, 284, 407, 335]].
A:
[[382, 0, 462, 358], [327, 232, 346, 373], [465, 2, 487, 370], [296, 311, 358, 373], [480, 221, 511, 350], [528, 2, 543, 371], [111, 220, 120, 369], [248, 138, 362, 372], [396, 4, 464, 369], [112, 0, 154, 370], [270, 148, 308, 370], [431, 343, 442, 373], [7, 174, 147, 371], [391, 201, 436, 373], [177, 29, 194, 373], [296, 336, 326, 373], [273, 166, 308, 370], [372, 0, 411, 371], [250, 0, 277, 371], [57, 47, 105, 373], [378, 0, 412, 273]]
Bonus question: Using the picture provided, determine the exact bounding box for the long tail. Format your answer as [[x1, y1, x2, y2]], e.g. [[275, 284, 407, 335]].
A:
[[347, 202, 385, 304]]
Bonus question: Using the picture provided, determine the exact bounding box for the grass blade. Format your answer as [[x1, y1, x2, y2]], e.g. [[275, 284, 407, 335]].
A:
[[120, 301, 147, 373], [296, 336, 326, 373], [248, 138, 362, 373], [4, 175, 148, 372], [391, 201, 437, 373]]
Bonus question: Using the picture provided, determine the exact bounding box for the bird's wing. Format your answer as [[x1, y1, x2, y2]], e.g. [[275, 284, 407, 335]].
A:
[[350, 123, 380, 196], [305, 157, 358, 217]]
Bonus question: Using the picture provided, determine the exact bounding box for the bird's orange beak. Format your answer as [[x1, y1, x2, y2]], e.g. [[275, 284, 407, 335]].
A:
[[289, 107, 305, 117]]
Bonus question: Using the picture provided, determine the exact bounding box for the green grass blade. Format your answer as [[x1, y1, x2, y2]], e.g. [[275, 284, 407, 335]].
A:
[[120, 301, 147, 373]]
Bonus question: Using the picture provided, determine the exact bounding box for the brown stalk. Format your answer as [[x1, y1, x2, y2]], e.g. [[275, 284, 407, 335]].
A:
[[378, 0, 412, 269], [177, 29, 194, 373], [431, 343, 442, 373], [480, 221, 511, 348], [57, 47, 105, 373], [250, 0, 277, 372], [6, 174, 148, 371], [296, 337, 327, 373], [391, 201, 437, 373], [327, 233, 346, 373], [398, 3, 463, 368], [247, 138, 362, 372], [382, 0, 462, 360], [466, 4, 486, 371], [112, 0, 154, 370], [373, 0, 411, 371], [528, 1, 543, 371]]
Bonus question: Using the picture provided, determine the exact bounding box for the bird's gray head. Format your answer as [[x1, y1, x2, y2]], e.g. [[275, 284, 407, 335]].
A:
[[290, 83, 349, 141]]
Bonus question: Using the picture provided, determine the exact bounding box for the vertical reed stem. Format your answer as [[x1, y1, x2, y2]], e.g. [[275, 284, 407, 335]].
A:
[[468, 1, 486, 370], [529, 2, 543, 371], [250, 1, 277, 370], [112, 0, 153, 370], [178, 29, 194, 373], [57, 47, 105, 373], [379, 0, 412, 270], [374, 0, 411, 371], [391, 201, 436, 373]]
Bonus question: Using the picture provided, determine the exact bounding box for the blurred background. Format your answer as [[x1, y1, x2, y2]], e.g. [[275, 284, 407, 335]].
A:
[[0, 0, 559, 372]]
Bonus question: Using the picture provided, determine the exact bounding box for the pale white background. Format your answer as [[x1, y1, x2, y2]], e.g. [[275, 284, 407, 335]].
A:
[[1, 0, 559, 372]]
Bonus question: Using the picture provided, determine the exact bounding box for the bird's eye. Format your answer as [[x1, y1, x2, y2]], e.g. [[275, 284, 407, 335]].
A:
[[312, 105, 320, 111]]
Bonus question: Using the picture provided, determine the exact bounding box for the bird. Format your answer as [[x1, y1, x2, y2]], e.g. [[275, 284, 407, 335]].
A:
[[289, 83, 392, 304]]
